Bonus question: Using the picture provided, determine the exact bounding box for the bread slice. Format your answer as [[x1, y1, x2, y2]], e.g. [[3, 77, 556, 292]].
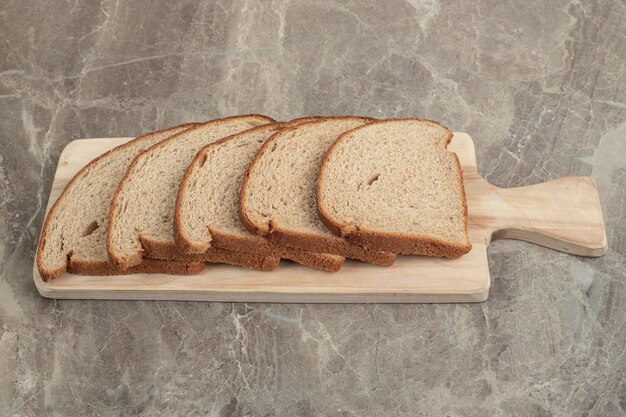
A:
[[107, 115, 281, 271], [175, 121, 345, 272], [317, 119, 472, 258], [239, 117, 396, 266], [36, 123, 205, 281]]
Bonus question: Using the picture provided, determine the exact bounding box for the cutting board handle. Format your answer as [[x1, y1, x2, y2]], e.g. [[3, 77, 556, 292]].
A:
[[485, 176, 607, 256]]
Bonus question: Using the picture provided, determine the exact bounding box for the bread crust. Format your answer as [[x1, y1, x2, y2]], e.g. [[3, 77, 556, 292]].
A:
[[107, 114, 274, 271], [280, 249, 344, 272], [284, 116, 327, 124], [239, 116, 397, 265], [68, 258, 205, 276], [208, 228, 345, 272], [316, 118, 472, 259], [209, 227, 274, 255], [174, 119, 344, 272], [267, 223, 396, 266], [37, 122, 199, 282], [138, 236, 280, 271], [335, 227, 472, 258]]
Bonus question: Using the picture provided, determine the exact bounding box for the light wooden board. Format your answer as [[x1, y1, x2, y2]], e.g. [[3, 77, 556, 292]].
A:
[[33, 133, 607, 303]]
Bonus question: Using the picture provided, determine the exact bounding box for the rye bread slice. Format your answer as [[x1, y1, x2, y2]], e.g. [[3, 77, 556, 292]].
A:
[[317, 119, 472, 258], [175, 121, 345, 272], [239, 117, 396, 266], [107, 115, 280, 271], [36, 123, 204, 281]]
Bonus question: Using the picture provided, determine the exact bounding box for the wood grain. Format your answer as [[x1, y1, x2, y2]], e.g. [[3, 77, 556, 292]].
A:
[[33, 133, 607, 303], [451, 135, 607, 257]]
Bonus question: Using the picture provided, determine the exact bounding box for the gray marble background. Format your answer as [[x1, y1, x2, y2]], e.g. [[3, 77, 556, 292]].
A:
[[1, 0, 625, 415]]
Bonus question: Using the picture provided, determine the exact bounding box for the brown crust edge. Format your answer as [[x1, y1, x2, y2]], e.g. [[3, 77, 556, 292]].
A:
[[316, 118, 472, 259], [138, 236, 280, 271], [267, 224, 396, 266], [341, 226, 472, 259], [209, 227, 273, 255], [68, 258, 205, 276], [280, 249, 344, 272], [37, 122, 200, 282], [107, 114, 274, 270], [209, 228, 345, 272]]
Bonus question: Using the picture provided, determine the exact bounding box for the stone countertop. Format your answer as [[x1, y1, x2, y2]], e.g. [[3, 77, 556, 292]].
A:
[[1, 0, 625, 415]]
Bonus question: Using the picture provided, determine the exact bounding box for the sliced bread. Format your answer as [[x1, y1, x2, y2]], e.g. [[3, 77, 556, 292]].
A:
[[36, 123, 204, 281], [107, 115, 280, 271], [317, 119, 472, 258], [239, 117, 396, 266], [175, 121, 345, 272]]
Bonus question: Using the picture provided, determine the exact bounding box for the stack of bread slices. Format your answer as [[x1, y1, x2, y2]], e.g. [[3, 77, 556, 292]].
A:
[[37, 115, 472, 281]]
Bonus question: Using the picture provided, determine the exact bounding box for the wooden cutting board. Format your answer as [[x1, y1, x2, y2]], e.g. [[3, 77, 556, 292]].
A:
[[33, 133, 607, 303]]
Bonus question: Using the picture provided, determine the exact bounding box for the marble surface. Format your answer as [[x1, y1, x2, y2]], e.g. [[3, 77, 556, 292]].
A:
[[1, 0, 625, 415]]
